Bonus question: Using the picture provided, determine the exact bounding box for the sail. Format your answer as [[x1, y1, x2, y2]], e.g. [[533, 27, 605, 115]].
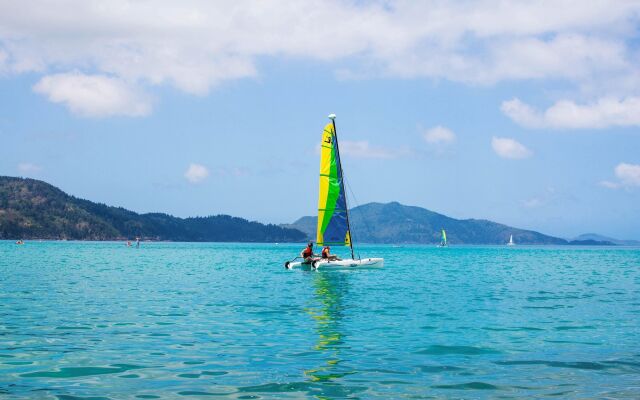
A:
[[442, 229, 447, 244], [317, 122, 351, 246]]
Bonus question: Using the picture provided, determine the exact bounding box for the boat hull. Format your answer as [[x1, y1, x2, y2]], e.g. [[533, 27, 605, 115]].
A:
[[286, 257, 384, 270]]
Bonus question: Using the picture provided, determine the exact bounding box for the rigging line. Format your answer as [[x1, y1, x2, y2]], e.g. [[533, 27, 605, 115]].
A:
[[332, 119, 355, 261], [344, 177, 374, 260]]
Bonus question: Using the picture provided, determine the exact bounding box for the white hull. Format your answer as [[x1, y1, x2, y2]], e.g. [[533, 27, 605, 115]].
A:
[[286, 257, 384, 270]]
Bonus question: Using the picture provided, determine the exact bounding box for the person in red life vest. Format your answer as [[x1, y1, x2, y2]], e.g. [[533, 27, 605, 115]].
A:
[[321, 246, 339, 261], [301, 241, 315, 262]]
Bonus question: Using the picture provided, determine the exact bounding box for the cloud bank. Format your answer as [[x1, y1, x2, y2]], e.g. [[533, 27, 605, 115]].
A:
[[502, 97, 640, 129], [1, 1, 639, 116]]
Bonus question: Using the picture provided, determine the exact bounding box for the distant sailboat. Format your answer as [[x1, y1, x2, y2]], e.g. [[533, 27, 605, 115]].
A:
[[507, 234, 515, 246], [438, 228, 448, 247], [285, 114, 384, 269]]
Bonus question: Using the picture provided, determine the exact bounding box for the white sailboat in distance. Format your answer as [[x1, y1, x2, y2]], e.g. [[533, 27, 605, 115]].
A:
[[285, 114, 384, 270], [507, 234, 515, 246]]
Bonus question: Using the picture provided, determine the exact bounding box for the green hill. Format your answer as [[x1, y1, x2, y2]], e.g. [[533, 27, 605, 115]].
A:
[[0, 176, 306, 242], [286, 202, 568, 245]]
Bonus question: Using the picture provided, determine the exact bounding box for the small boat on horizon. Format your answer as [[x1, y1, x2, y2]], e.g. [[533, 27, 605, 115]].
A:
[[507, 234, 515, 246], [438, 228, 448, 247]]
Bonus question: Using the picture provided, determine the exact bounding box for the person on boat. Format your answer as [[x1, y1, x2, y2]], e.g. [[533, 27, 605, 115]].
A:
[[321, 246, 339, 261], [301, 241, 315, 262]]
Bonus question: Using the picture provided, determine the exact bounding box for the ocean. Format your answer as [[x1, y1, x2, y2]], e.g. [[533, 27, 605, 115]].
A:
[[1, 241, 639, 399]]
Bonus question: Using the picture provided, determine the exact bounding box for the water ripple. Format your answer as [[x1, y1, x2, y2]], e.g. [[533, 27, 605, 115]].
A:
[[21, 364, 146, 378], [416, 345, 501, 355], [1, 242, 639, 398]]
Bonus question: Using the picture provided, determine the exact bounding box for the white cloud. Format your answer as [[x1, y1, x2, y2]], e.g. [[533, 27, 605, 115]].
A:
[[501, 99, 544, 128], [0, 0, 639, 113], [523, 197, 544, 208], [33, 72, 151, 117], [618, 162, 640, 185], [491, 137, 532, 159], [599, 180, 621, 189], [0, 48, 7, 71], [502, 97, 640, 129], [423, 126, 456, 145], [339, 140, 405, 159], [522, 187, 557, 208], [184, 163, 209, 183], [602, 163, 640, 189], [17, 162, 41, 175]]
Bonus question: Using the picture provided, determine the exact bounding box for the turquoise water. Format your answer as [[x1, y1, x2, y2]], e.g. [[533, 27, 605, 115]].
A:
[[1, 242, 639, 399]]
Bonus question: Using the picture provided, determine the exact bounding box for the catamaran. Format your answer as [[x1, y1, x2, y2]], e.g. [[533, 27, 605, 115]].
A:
[[507, 234, 515, 246], [438, 228, 448, 247], [285, 114, 384, 270]]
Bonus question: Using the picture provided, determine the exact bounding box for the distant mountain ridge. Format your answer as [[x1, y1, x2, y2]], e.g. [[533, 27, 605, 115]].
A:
[[2, 176, 630, 245], [286, 202, 599, 245], [0, 176, 306, 242], [572, 233, 639, 246]]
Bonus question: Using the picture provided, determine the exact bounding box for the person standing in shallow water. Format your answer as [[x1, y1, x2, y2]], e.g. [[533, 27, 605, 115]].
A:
[[136, 237, 140, 248], [301, 241, 315, 263]]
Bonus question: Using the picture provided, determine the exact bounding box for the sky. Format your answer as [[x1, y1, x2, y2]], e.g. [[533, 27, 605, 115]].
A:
[[1, 0, 640, 240]]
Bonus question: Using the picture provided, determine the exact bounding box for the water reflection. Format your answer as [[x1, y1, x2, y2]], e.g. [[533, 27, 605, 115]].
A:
[[304, 271, 363, 397], [240, 270, 365, 399]]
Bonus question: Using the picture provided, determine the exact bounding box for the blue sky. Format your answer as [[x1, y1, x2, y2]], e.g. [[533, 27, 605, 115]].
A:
[[1, 1, 640, 239]]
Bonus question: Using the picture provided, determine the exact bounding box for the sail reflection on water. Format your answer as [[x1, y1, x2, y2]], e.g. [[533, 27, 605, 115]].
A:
[[304, 272, 352, 383]]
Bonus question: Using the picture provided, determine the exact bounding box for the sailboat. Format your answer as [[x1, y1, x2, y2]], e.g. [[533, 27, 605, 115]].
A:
[[507, 234, 515, 246], [438, 228, 448, 247], [285, 114, 384, 270]]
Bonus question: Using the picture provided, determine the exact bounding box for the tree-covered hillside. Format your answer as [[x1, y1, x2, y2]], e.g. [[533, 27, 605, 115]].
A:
[[0, 176, 306, 242], [287, 202, 569, 245]]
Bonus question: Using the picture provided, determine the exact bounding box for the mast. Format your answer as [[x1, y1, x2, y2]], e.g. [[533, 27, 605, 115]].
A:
[[329, 114, 355, 260]]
